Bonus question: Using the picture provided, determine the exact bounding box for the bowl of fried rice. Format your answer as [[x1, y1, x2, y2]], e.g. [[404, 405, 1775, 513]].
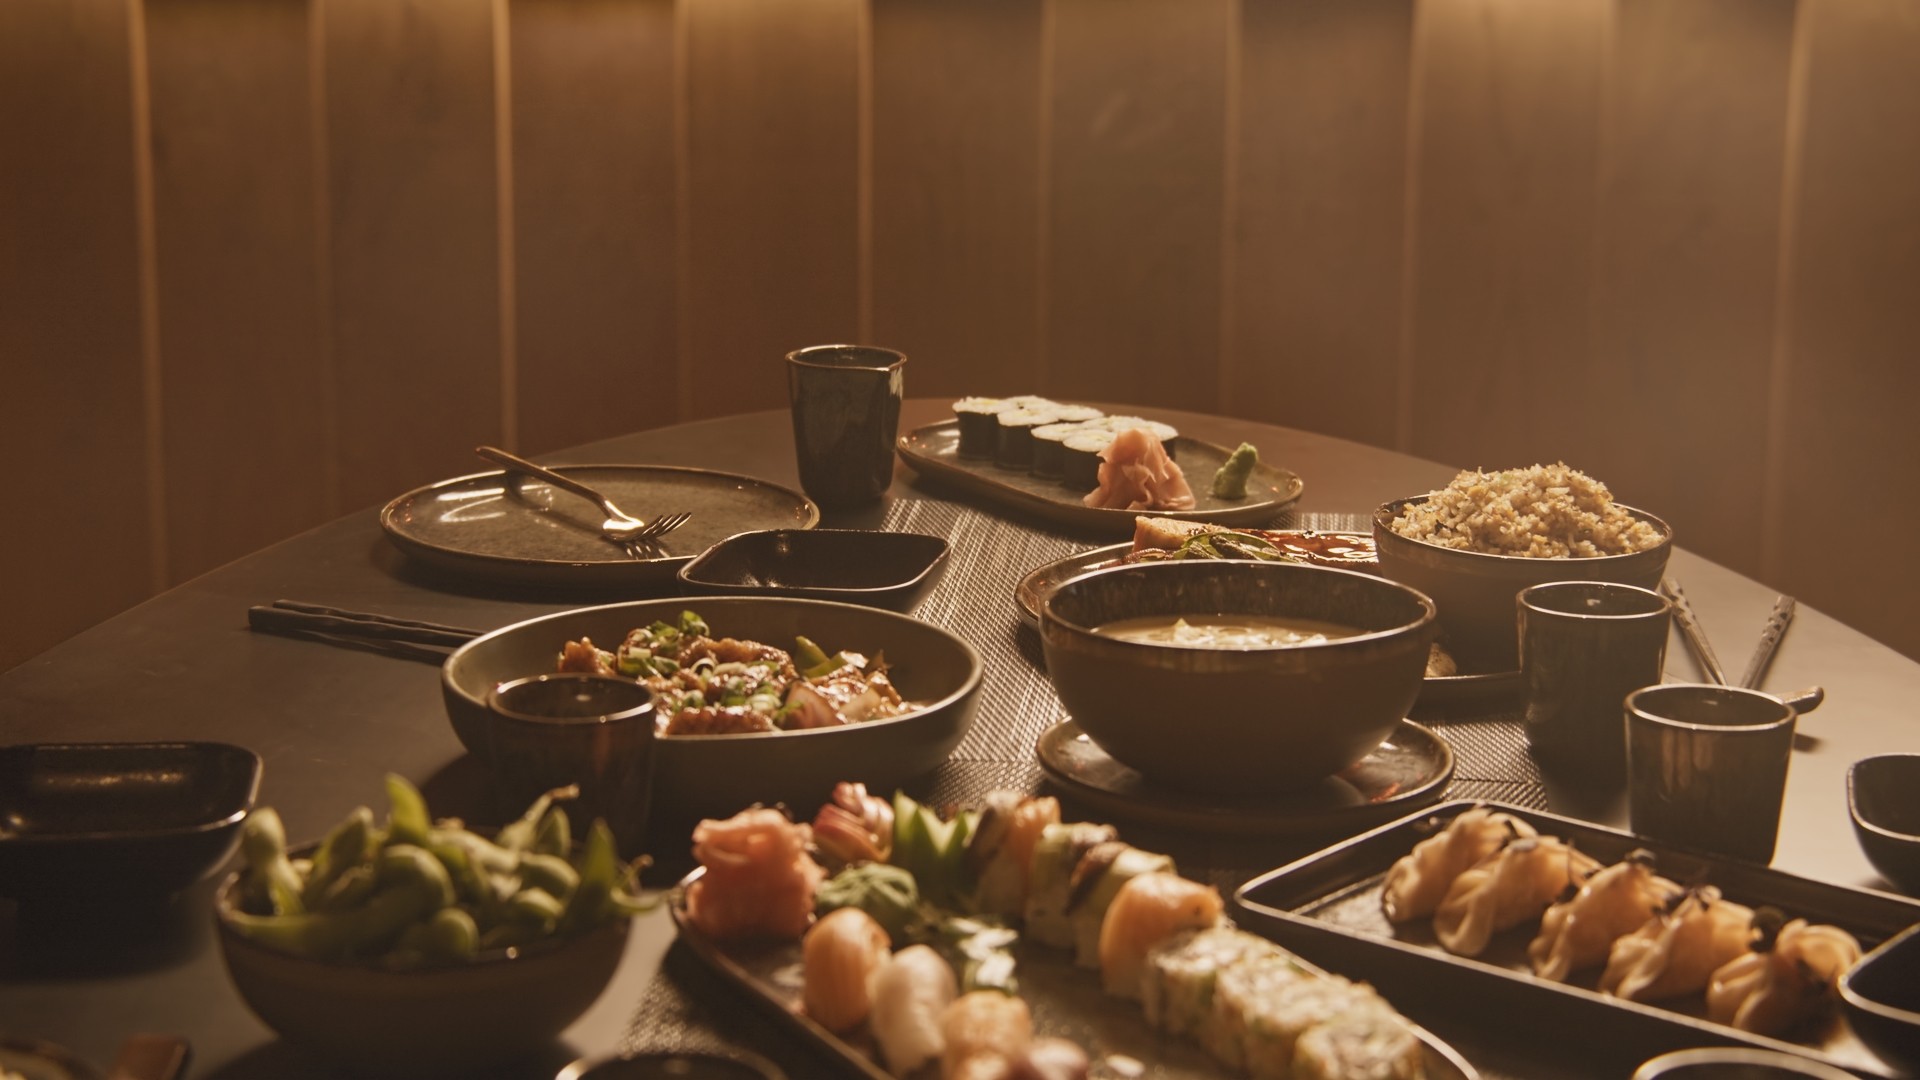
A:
[[1372, 463, 1672, 673]]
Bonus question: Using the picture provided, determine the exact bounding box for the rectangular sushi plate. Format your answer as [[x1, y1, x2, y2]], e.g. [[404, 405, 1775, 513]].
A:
[[670, 870, 1477, 1080], [1231, 800, 1920, 1080], [895, 421, 1304, 538]]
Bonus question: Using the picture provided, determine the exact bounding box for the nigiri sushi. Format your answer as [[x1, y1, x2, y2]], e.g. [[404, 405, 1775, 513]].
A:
[[868, 944, 957, 1076], [802, 906, 891, 1033], [1097, 871, 1224, 1000], [941, 990, 1033, 1078]]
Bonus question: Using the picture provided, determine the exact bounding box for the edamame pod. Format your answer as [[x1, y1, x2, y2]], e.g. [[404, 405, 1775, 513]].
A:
[[516, 852, 580, 901], [300, 806, 378, 909], [241, 808, 306, 916], [313, 864, 377, 913], [532, 805, 571, 858], [497, 785, 578, 853], [558, 820, 619, 934], [228, 848, 452, 959], [505, 887, 565, 930], [384, 773, 432, 847]]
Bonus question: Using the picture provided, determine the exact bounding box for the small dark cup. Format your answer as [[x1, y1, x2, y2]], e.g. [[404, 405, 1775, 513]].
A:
[[787, 344, 906, 508], [1519, 581, 1670, 784], [483, 673, 656, 853], [1625, 684, 1798, 865]]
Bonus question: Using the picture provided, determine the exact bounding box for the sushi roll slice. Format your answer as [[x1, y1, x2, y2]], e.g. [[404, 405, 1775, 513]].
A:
[[1053, 404, 1104, 424], [1142, 926, 1285, 1040], [1066, 842, 1177, 969], [1234, 970, 1394, 1080], [954, 397, 1012, 458], [995, 406, 1065, 470], [868, 944, 958, 1076], [968, 793, 1061, 918], [1204, 951, 1315, 1069], [1291, 1007, 1425, 1080], [801, 906, 891, 1033], [1096, 871, 1224, 1000], [1060, 429, 1116, 491], [1025, 821, 1119, 950], [1029, 421, 1098, 479]]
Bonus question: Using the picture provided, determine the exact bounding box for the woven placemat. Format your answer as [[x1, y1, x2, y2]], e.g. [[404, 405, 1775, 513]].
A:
[[624, 495, 1546, 1078]]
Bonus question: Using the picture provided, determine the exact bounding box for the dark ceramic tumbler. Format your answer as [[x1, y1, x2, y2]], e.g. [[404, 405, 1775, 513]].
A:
[[1626, 683, 1798, 865], [1518, 580, 1670, 784], [787, 344, 906, 508], [483, 673, 657, 854]]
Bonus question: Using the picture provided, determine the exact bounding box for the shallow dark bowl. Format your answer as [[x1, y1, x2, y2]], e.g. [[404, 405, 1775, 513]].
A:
[[1373, 497, 1673, 673], [558, 1049, 789, 1080], [443, 597, 983, 823], [0, 742, 261, 902], [1841, 922, 1920, 1075], [0, 1037, 103, 1080], [1039, 561, 1436, 792], [1629, 1047, 1858, 1079], [213, 855, 625, 1078], [676, 529, 949, 610], [1849, 754, 1920, 895]]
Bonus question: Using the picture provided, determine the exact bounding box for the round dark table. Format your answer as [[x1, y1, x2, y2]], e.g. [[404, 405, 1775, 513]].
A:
[[3, 400, 1915, 1079]]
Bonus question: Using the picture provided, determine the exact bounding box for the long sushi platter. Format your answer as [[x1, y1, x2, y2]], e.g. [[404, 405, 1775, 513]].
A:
[[1234, 800, 1920, 1079], [895, 408, 1304, 538], [671, 786, 1478, 1080]]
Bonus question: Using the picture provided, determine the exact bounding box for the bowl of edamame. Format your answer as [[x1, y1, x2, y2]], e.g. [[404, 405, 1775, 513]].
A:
[[213, 776, 645, 1077]]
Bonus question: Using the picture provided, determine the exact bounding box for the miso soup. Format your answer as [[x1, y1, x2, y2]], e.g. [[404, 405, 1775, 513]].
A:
[[1092, 614, 1364, 649]]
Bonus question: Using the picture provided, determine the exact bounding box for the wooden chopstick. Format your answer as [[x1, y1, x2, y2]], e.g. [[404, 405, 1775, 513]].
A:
[[246, 601, 484, 664], [1660, 578, 1728, 686], [1738, 595, 1796, 690]]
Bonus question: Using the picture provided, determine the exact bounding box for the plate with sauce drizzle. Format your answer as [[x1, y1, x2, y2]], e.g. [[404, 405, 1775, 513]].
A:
[[1015, 540, 1523, 708]]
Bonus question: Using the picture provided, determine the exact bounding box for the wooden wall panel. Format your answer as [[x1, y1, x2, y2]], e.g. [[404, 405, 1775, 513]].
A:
[[1230, 0, 1414, 446], [1047, 0, 1232, 409], [1774, 0, 1920, 660], [0, 0, 154, 672], [324, 0, 504, 510], [681, 0, 862, 419], [510, 0, 679, 455], [1585, 0, 1796, 579], [1402, 0, 1609, 466], [146, 0, 330, 582], [870, 0, 1042, 399]]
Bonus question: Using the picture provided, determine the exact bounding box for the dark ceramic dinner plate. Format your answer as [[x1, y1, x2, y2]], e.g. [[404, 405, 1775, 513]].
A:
[[1015, 545, 1524, 708], [0, 741, 262, 901], [675, 529, 949, 610], [1034, 717, 1453, 837], [670, 868, 1478, 1080], [896, 420, 1303, 537], [380, 465, 820, 589]]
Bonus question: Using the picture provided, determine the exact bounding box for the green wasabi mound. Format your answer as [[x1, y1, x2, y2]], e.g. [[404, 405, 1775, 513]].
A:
[[1209, 443, 1260, 499]]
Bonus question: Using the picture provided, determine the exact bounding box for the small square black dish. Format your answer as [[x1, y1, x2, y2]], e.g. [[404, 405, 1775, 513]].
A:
[[0, 742, 262, 901], [676, 529, 949, 610], [1849, 753, 1920, 895], [1841, 922, 1920, 1075]]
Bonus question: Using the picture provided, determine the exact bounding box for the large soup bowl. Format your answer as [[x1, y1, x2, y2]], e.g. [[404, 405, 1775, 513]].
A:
[[1373, 497, 1672, 674], [1038, 561, 1436, 792], [443, 597, 982, 824]]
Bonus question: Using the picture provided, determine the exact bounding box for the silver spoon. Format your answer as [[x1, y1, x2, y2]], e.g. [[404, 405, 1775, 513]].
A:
[[475, 446, 689, 554]]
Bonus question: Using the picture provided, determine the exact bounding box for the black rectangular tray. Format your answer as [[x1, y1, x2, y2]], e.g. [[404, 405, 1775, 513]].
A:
[[1231, 800, 1920, 1080]]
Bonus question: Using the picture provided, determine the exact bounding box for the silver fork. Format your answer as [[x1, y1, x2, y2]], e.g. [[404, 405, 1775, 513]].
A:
[[475, 446, 690, 555]]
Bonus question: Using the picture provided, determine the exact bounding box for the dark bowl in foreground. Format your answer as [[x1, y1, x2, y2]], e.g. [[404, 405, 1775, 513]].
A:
[[213, 863, 625, 1077], [0, 741, 261, 902], [1039, 561, 1436, 792], [1630, 1047, 1859, 1079], [1372, 497, 1672, 673], [1848, 753, 1920, 895], [1840, 921, 1920, 1074], [443, 597, 983, 823], [558, 1049, 789, 1080], [675, 528, 949, 609]]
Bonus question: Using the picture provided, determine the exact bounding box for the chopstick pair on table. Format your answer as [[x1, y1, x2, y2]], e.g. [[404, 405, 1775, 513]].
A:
[[246, 600, 483, 665], [1659, 579, 1795, 690]]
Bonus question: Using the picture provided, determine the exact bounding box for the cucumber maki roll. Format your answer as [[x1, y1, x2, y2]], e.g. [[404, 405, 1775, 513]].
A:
[[995, 406, 1064, 470], [1143, 926, 1285, 1041], [1061, 429, 1116, 491], [953, 397, 1011, 458], [1030, 421, 1098, 478]]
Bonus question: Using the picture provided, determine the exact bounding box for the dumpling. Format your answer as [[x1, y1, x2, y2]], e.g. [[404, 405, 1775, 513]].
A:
[[1433, 836, 1600, 957], [1528, 849, 1681, 981], [1706, 912, 1862, 1036], [1381, 808, 1539, 923], [1601, 886, 1756, 1003]]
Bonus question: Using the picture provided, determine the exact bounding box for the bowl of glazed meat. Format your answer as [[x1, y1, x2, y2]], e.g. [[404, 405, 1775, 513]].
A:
[[1038, 560, 1437, 792], [1373, 463, 1672, 674], [443, 597, 983, 826]]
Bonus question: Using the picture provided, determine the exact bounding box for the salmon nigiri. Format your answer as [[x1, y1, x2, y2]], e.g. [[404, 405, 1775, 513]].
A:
[[1098, 871, 1224, 1000], [802, 907, 891, 1033]]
